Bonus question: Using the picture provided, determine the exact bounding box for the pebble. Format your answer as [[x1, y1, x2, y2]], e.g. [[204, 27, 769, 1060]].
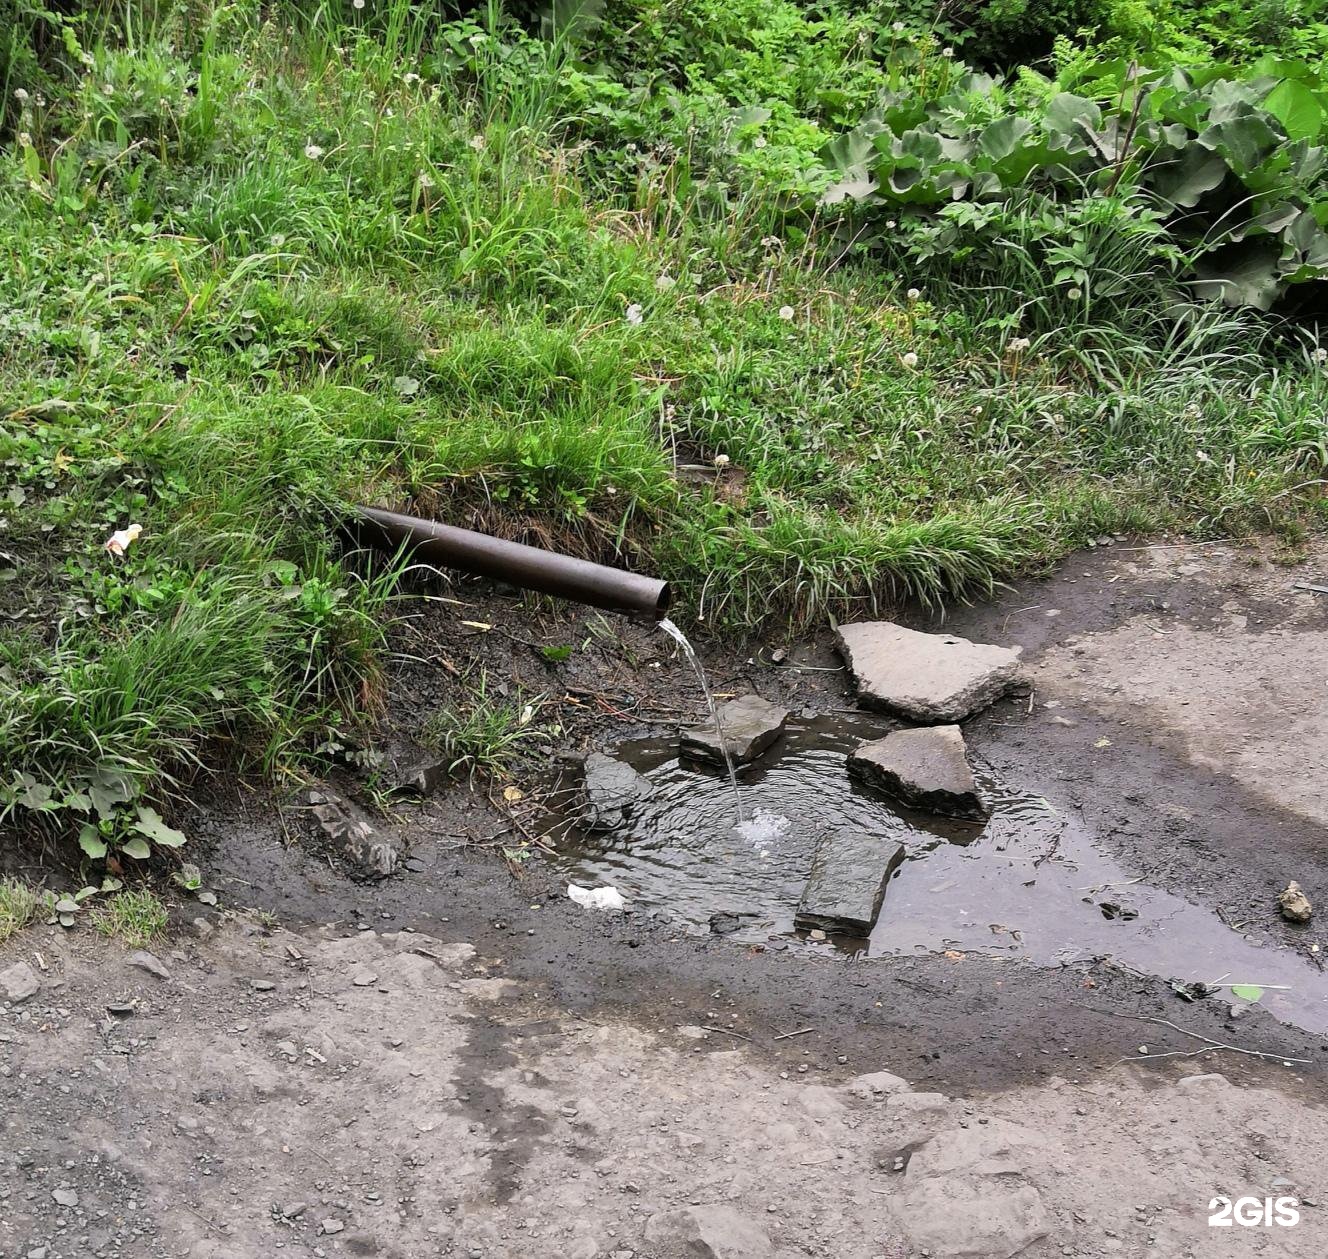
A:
[[52, 1187, 79, 1208], [253, 980, 276, 992], [351, 970, 379, 987], [126, 951, 171, 980], [321, 1218, 345, 1235]]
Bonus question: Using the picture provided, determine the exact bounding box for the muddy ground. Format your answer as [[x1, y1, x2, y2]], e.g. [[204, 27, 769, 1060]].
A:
[[3, 538, 1328, 1257]]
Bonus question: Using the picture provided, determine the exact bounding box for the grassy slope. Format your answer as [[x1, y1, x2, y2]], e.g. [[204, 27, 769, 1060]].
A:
[[1, 2, 1326, 854]]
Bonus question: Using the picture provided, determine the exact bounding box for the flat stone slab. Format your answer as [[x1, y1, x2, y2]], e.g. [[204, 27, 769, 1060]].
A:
[[305, 788, 400, 878], [795, 830, 905, 936], [644, 1205, 772, 1259], [680, 694, 788, 767], [837, 621, 1023, 722], [849, 725, 989, 820], [581, 752, 651, 830]]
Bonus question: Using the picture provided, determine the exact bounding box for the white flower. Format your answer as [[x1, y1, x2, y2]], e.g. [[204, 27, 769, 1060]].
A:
[[778, 305, 795, 321], [1008, 336, 1032, 353], [304, 142, 325, 161], [942, 47, 954, 58], [13, 88, 28, 104], [625, 303, 644, 326], [906, 287, 921, 302], [892, 21, 905, 32], [901, 352, 919, 369], [404, 72, 421, 85], [655, 274, 676, 291], [1315, 347, 1328, 363], [886, 220, 897, 229], [1067, 287, 1082, 300], [352, 0, 364, 8], [713, 454, 730, 468], [469, 134, 486, 152], [753, 135, 767, 149]]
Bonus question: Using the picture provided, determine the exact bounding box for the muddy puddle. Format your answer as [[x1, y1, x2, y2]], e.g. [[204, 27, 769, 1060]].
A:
[[551, 715, 1328, 1037]]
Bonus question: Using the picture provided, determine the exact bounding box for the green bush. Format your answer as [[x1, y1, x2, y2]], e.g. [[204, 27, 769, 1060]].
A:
[[820, 53, 1328, 309]]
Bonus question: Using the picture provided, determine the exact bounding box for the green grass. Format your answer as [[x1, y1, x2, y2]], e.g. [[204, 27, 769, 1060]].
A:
[[0, 877, 40, 943], [90, 888, 169, 947], [421, 672, 547, 780], [1, 0, 1325, 857]]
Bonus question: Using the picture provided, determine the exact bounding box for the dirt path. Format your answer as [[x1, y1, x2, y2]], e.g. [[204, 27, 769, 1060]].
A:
[[3, 921, 1326, 1259]]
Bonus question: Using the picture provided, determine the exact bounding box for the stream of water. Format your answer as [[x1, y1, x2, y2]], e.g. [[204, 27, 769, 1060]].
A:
[[657, 616, 745, 823]]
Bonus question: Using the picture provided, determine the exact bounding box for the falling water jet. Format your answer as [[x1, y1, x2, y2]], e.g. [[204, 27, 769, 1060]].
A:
[[658, 617, 745, 823]]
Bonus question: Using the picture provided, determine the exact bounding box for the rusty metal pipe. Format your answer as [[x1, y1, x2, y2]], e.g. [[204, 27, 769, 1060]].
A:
[[352, 505, 671, 621]]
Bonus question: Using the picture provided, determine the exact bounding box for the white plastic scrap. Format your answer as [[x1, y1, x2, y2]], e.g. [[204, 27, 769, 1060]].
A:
[[567, 883, 626, 912], [104, 523, 143, 557]]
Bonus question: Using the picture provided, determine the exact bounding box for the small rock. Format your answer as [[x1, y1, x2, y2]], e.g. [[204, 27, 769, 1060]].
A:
[[644, 1205, 772, 1259], [836, 622, 1023, 722], [681, 695, 789, 768], [848, 725, 988, 821], [1278, 881, 1312, 923], [709, 910, 758, 936], [27, 1248, 48, 1259], [283, 1202, 308, 1219], [581, 752, 652, 831], [252, 980, 276, 992], [351, 969, 379, 987], [0, 960, 40, 1004], [52, 1187, 79, 1208], [847, 1071, 913, 1100], [321, 1218, 345, 1235], [126, 950, 170, 980], [275, 1040, 298, 1057]]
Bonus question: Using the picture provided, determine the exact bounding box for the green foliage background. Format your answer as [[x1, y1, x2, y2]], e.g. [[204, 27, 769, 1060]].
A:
[[1, 0, 1326, 862]]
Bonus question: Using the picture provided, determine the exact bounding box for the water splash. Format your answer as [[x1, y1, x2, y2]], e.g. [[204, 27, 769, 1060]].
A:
[[658, 616, 745, 822]]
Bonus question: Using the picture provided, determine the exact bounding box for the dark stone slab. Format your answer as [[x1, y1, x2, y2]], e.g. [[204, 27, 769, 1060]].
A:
[[836, 621, 1023, 722], [794, 831, 905, 936], [848, 725, 989, 821], [581, 752, 651, 830], [305, 789, 400, 878], [680, 694, 789, 768]]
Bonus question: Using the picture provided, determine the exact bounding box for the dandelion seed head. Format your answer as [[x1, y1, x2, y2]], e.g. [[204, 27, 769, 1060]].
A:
[[753, 135, 767, 149], [469, 134, 486, 151], [625, 303, 644, 325], [304, 142, 326, 160], [13, 88, 28, 104], [901, 351, 919, 368], [906, 287, 921, 302], [778, 305, 795, 321], [655, 274, 676, 291], [713, 454, 730, 467]]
